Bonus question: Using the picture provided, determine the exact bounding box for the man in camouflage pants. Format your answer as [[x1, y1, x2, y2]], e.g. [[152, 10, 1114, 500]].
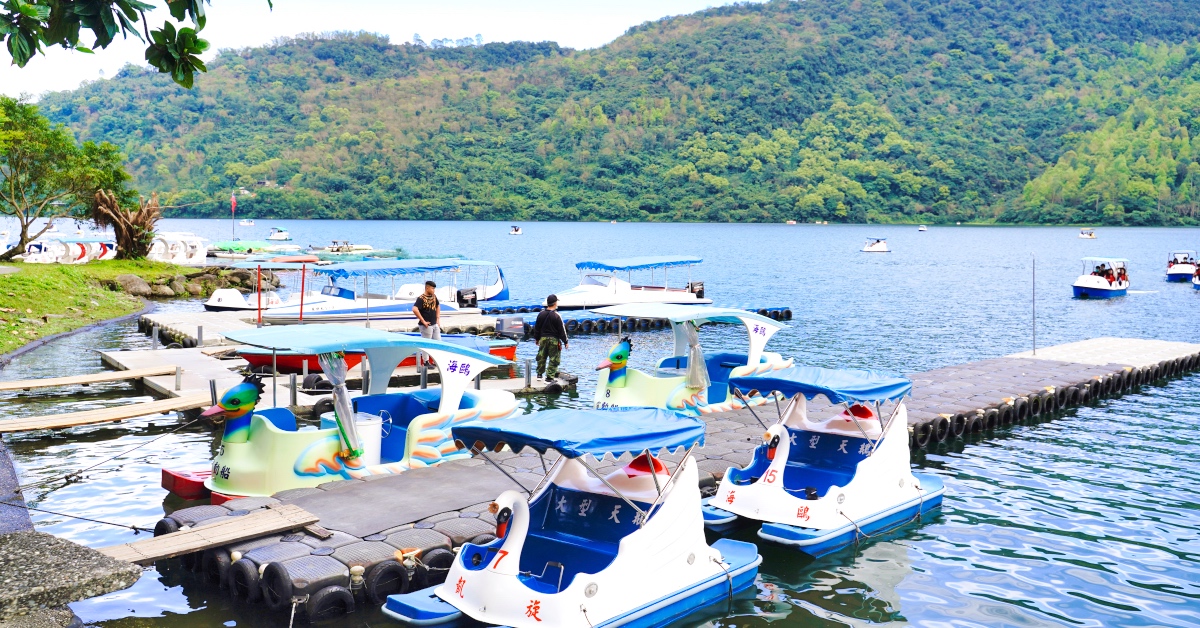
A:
[[532, 294, 568, 380]]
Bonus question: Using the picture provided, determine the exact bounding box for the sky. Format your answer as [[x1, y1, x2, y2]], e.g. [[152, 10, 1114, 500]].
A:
[[0, 0, 746, 99]]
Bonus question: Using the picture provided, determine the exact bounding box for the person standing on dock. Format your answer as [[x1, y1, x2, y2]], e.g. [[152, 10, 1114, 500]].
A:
[[413, 281, 441, 341], [533, 294, 568, 381]]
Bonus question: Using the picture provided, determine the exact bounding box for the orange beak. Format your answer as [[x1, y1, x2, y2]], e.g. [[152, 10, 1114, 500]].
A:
[[200, 404, 226, 417], [596, 359, 613, 371]]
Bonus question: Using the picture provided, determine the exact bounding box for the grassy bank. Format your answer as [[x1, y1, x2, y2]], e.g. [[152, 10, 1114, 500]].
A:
[[0, 261, 188, 356]]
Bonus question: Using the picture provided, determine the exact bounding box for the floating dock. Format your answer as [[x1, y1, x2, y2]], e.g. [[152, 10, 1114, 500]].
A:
[[134, 336, 1200, 622]]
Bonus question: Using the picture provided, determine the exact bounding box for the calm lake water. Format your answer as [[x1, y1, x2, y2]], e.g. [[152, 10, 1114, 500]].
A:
[[2, 220, 1199, 626]]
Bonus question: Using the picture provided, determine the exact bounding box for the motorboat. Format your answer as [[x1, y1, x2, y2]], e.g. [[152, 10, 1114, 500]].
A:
[[508, 225, 523, 235], [260, 259, 468, 325], [266, 227, 291, 241], [918, 225, 927, 232], [22, 236, 117, 264], [1079, 228, 1097, 239], [1166, 250, 1196, 282], [590, 305, 793, 415], [238, 333, 517, 374], [392, 259, 510, 303], [382, 408, 762, 627], [704, 367, 945, 557], [862, 238, 889, 253], [167, 325, 519, 499], [552, 256, 711, 309], [147, 232, 207, 266], [786, 220, 797, 225], [239, 219, 255, 227], [203, 261, 330, 313], [1073, 257, 1129, 299]]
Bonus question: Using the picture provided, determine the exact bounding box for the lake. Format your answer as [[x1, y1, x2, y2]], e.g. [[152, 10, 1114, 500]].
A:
[[2, 220, 1198, 626]]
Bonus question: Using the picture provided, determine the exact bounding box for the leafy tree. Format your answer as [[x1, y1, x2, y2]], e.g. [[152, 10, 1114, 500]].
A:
[[0, 0, 271, 88], [0, 96, 135, 260]]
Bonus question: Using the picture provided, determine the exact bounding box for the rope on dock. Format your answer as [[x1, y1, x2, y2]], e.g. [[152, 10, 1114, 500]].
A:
[[0, 500, 149, 533]]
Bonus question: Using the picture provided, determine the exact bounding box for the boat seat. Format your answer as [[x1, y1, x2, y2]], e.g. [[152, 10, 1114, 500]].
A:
[[781, 464, 855, 498], [353, 389, 446, 461], [253, 408, 297, 432], [777, 428, 870, 497], [518, 486, 648, 593]]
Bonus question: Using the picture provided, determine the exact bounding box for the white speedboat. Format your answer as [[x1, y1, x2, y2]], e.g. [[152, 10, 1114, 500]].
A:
[[147, 232, 207, 266], [918, 225, 927, 232], [203, 261, 331, 312], [1079, 228, 1097, 239], [1073, 256, 1129, 299], [704, 367, 944, 557], [1166, 250, 1196, 282], [239, 219, 255, 227], [382, 408, 762, 627], [508, 225, 523, 235], [552, 256, 711, 309], [266, 227, 291, 241], [392, 259, 509, 303], [862, 238, 889, 253]]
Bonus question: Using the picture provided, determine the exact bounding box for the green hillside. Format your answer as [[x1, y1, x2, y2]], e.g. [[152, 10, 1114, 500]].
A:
[[35, 0, 1200, 224]]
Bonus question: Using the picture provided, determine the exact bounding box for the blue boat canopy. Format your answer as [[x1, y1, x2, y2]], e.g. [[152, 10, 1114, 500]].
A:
[[575, 256, 702, 272], [451, 408, 705, 459], [223, 325, 507, 364], [591, 304, 778, 327], [313, 259, 462, 279], [730, 366, 912, 404]]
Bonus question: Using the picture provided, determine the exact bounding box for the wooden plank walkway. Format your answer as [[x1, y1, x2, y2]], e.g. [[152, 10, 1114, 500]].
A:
[[0, 393, 211, 433], [98, 504, 318, 565], [0, 366, 177, 392]]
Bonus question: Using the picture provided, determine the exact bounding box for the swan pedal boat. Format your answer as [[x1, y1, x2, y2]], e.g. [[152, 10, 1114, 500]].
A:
[[703, 366, 945, 557], [589, 304, 793, 415], [1166, 250, 1196, 282], [861, 238, 889, 253], [382, 408, 762, 627], [1072, 257, 1129, 299], [184, 325, 519, 498]]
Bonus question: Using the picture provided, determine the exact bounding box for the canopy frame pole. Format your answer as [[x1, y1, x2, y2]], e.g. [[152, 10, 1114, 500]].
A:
[[299, 263, 307, 324], [774, 394, 784, 421], [471, 447, 532, 495], [733, 388, 768, 429], [526, 454, 564, 502], [870, 400, 905, 456], [839, 400, 873, 443], [576, 456, 647, 519], [365, 273, 370, 329], [643, 448, 663, 496], [642, 443, 698, 527]]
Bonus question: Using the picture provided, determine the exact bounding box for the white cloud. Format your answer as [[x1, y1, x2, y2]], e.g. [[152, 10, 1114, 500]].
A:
[[1, 0, 746, 99]]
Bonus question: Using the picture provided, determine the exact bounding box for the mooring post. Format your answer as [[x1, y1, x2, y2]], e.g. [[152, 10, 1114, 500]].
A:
[[302, 360, 308, 378], [289, 373, 297, 406], [1031, 253, 1037, 356], [197, 325, 203, 347], [209, 379, 218, 406], [174, 366, 181, 391], [524, 358, 532, 388], [151, 325, 159, 350]]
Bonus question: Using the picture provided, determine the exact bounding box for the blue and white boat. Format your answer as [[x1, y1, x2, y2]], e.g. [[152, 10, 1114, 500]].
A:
[[704, 367, 945, 557], [553, 256, 711, 309], [382, 408, 762, 627], [260, 259, 469, 324], [1072, 256, 1129, 299], [1166, 250, 1196, 282], [392, 259, 510, 303]]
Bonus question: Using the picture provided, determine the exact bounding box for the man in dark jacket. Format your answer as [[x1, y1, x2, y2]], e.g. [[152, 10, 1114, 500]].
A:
[[533, 294, 568, 381]]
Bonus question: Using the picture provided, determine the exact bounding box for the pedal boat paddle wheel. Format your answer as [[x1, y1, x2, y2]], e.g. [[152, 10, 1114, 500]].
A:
[[704, 366, 945, 557], [173, 325, 518, 499], [382, 408, 762, 627], [589, 305, 793, 415]]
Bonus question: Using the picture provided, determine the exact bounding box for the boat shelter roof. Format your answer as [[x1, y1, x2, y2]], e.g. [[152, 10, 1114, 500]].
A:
[[575, 256, 702, 272], [452, 408, 704, 459], [591, 304, 778, 327], [223, 325, 506, 364], [1081, 257, 1129, 263], [233, 261, 322, 270], [210, 240, 271, 251], [730, 366, 912, 404], [313, 259, 462, 279]]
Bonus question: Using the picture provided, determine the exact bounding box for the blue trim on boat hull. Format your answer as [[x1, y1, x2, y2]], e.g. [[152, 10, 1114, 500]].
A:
[[757, 474, 945, 558], [1166, 273, 1193, 282], [1072, 286, 1126, 299]]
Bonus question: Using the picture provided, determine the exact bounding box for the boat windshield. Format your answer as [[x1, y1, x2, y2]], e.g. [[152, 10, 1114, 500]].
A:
[[581, 274, 612, 287]]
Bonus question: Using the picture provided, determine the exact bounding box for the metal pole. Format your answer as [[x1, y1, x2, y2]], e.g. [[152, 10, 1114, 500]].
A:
[[363, 354, 371, 395], [151, 325, 159, 350], [272, 348, 278, 408], [1032, 253, 1037, 356], [365, 273, 370, 329], [524, 358, 532, 388], [256, 265, 263, 328], [475, 373, 481, 390], [290, 373, 297, 406], [174, 366, 181, 391], [302, 360, 308, 378], [299, 263, 306, 324], [209, 379, 218, 406], [419, 351, 428, 389], [197, 325, 203, 347]]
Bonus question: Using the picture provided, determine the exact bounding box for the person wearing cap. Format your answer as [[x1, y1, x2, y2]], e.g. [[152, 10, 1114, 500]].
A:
[[412, 280, 441, 340], [533, 294, 568, 381]]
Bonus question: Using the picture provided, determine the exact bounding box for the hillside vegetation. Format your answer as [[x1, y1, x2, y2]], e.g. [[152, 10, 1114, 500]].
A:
[[36, 0, 1200, 225]]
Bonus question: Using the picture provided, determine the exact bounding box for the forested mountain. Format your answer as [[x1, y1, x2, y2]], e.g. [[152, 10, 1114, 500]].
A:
[[35, 0, 1200, 224]]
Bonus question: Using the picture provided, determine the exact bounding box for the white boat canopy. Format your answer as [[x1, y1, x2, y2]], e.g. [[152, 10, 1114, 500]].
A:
[[591, 304, 784, 367], [312, 259, 462, 280]]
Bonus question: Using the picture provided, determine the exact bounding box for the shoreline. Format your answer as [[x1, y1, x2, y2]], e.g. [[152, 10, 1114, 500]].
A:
[[0, 299, 155, 369]]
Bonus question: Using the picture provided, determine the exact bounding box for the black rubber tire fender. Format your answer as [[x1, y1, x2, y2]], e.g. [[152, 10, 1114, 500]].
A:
[[997, 404, 1014, 426], [227, 558, 262, 602], [260, 561, 294, 611], [469, 533, 497, 546], [565, 320, 578, 333], [580, 320, 594, 334], [1075, 384, 1090, 406], [302, 374, 323, 390], [312, 397, 335, 417], [180, 551, 202, 572], [306, 585, 355, 621], [933, 417, 950, 443], [202, 549, 231, 588], [965, 413, 984, 434], [1013, 397, 1029, 423], [1055, 387, 1070, 410], [412, 548, 456, 590], [950, 413, 967, 438], [912, 422, 933, 449], [982, 409, 999, 430], [364, 559, 410, 605], [782, 309, 793, 320], [1063, 386, 1080, 408], [154, 517, 179, 537], [638, 318, 650, 331], [1027, 394, 1043, 418]]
